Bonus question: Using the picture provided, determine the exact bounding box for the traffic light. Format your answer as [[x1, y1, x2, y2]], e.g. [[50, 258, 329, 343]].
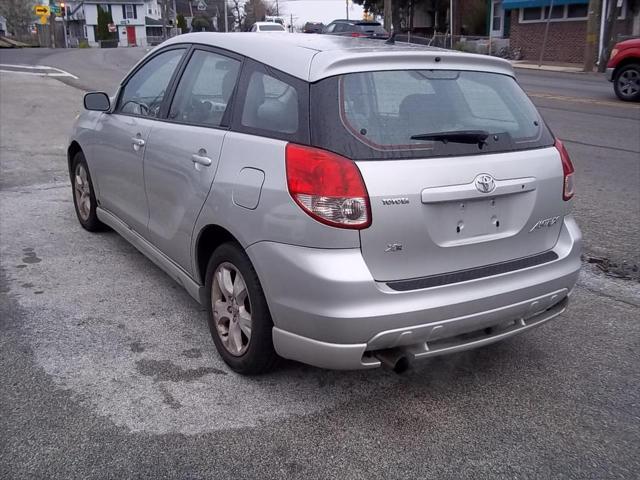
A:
[[59, 2, 66, 17]]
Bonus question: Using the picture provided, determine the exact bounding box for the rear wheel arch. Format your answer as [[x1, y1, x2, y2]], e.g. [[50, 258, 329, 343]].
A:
[[195, 224, 242, 285]]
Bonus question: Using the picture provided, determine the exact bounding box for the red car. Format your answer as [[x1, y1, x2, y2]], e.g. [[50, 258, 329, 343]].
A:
[[606, 38, 640, 102]]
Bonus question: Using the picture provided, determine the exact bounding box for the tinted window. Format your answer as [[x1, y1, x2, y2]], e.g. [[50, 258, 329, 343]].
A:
[[118, 48, 185, 117], [259, 24, 285, 31], [567, 4, 589, 17], [356, 23, 386, 34], [169, 50, 240, 127], [311, 70, 554, 160], [544, 5, 564, 18], [241, 69, 299, 134], [522, 7, 542, 20]]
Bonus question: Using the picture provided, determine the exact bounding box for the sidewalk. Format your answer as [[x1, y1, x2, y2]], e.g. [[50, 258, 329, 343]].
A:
[[511, 60, 585, 73]]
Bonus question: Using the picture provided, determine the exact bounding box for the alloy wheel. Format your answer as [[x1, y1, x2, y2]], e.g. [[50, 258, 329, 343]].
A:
[[211, 262, 252, 356], [74, 163, 91, 221], [618, 69, 640, 98]]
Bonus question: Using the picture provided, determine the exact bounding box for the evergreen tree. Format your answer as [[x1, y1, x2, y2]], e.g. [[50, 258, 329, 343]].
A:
[[177, 13, 187, 33], [96, 6, 114, 41]]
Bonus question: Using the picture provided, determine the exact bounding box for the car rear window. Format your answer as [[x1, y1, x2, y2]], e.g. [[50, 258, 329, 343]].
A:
[[260, 24, 285, 31], [356, 23, 386, 34], [310, 70, 554, 160]]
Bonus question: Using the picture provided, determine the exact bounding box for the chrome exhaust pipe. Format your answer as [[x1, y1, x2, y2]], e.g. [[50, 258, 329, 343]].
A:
[[374, 349, 412, 374]]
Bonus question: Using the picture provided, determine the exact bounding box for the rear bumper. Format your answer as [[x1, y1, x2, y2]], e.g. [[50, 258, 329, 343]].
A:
[[247, 216, 582, 370], [606, 67, 615, 82]]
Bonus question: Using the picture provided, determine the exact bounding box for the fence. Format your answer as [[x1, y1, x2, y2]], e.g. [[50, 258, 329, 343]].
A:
[[393, 33, 519, 60]]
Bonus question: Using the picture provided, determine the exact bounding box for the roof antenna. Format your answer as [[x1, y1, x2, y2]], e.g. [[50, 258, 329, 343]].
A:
[[385, 32, 396, 45]]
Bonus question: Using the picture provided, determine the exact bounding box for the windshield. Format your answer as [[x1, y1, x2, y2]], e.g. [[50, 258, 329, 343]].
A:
[[311, 70, 554, 160]]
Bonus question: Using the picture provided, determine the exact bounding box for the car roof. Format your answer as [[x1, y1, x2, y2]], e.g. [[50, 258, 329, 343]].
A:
[[161, 33, 514, 82], [254, 22, 284, 27]]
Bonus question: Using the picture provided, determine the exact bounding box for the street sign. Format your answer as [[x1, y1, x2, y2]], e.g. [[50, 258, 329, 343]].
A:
[[50, 5, 61, 14], [34, 5, 50, 16], [197, 1, 207, 11]]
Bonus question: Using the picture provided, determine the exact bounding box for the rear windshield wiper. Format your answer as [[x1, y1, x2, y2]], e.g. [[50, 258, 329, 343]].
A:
[[410, 130, 490, 144]]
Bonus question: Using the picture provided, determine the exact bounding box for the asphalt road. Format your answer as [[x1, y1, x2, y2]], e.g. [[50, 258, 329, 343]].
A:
[[1, 46, 638, 479]]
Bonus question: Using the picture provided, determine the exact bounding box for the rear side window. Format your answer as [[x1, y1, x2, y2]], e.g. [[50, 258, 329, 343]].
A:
[[311, 70, 554, 160], [239, 66, 302, 135]]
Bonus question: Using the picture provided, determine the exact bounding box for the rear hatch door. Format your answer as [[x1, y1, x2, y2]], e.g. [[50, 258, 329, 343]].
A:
[[357, 147, 565, 281]]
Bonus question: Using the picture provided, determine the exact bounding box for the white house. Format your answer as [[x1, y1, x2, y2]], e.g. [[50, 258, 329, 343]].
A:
[[83, 0, 163, 47]]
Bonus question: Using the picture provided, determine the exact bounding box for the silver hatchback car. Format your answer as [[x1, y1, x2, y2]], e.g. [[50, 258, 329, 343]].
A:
[[69, 33, 582, 374]]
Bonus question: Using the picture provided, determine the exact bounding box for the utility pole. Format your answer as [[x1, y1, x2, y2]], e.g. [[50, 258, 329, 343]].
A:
[[449, 0, 453, 47], [346, 0, 349, 20], [488, 0, 494, 55], [49, 9, 56, 48], [172, 0, 177, 36], [598, 0, 621, 72], [383, 0, 391, 31], [583, 0, 602, 71], [224, 0, 228, 32], [538, 0, 554, 66]]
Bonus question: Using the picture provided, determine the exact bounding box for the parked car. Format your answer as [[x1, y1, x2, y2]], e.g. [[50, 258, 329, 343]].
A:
[[70, 33, 581, 374], [303, 22, 324, 34], [250, 21, 286, 32], [323, 19, 389, 39], [606, 37, 640, 102]]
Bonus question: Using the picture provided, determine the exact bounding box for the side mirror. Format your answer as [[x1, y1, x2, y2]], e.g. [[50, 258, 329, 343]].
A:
[[84, 92, 111, 112]]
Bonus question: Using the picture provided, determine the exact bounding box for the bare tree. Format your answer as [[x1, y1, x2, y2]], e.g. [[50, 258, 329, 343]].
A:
[[230, 0, 244, 31], [242, 0, 277, 31], [0, 0, 36, 36]]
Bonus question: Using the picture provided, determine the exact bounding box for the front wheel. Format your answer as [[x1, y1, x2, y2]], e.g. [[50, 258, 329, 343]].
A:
[[205, 242, 278, 374], [71, 151, 105, 232], [613, 64, 640, 102]]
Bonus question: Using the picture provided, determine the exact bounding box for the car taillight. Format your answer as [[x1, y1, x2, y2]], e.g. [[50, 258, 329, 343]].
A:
[[555, 138, 575, 201], [286, 143, 371, 229], [350, 32, 366, 37]]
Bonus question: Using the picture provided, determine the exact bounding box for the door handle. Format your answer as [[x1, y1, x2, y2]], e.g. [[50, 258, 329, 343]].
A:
[[191, 152, 212, 167], [131, 137, 145, 147]]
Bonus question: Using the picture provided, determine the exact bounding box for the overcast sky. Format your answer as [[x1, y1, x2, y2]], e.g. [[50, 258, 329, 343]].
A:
[[276, 0, 366, 27]]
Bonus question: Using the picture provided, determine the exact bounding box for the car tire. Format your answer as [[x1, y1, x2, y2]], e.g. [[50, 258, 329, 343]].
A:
[[205, 242, 278, 374], [613, 64, 640, 102], [71, 151, 105, 232]]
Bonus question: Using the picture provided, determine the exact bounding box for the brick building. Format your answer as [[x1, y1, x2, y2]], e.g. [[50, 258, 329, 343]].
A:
[[493, 0, 640, 64]]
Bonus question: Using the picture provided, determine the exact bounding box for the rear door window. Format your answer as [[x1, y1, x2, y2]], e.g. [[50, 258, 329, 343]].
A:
[[311, 70, 553, 160], [168, 49, 241, 127]]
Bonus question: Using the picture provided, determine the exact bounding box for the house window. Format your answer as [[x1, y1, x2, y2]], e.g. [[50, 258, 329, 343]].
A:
[[567, 4, 589, 18], [520, 4, 588, 22], [492, 1, 502, 31], [124, 4, 137, 19], [520, 2, 626, 23], [544, 5, 565, 19], [522, 7, 543, 21], [98, 4, 113, 16]]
